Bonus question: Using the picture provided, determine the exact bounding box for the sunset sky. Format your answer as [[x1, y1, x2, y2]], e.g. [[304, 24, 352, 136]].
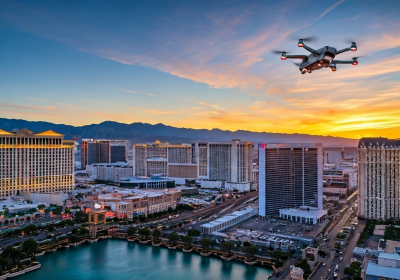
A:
[[1, 0, 400, 139]]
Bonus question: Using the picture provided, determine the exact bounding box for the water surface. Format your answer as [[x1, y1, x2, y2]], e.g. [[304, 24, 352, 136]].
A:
[[18, 239, 273, 280]]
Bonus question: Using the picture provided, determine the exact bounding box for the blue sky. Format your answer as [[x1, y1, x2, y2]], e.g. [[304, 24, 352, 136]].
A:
[[1, 0, 400, 138]]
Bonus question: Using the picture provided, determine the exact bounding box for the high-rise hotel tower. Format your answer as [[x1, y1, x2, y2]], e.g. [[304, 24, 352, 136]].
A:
[[0, 128, 75, 198], [259, 143, 323, 218], [358, 138, 400, 220]]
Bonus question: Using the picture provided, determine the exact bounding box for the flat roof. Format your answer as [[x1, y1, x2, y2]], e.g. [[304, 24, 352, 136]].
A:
[[120, 177, 172, 182], [366, 262, 400, 279], [279, 208, 327, 219], [379, 252, 400, 261], [201, 208, 257, 229]]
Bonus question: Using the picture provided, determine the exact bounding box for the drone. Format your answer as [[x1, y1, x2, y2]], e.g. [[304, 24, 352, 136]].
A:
[[274, 37, 361, 74]]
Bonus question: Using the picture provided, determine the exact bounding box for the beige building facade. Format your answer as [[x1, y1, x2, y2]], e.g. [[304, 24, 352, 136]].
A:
[[0, 128, 75, 198], [358, 138, 400, 220]]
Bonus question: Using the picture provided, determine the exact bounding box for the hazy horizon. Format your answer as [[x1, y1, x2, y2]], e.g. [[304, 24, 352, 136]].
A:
[[1, 1, 400, 139]]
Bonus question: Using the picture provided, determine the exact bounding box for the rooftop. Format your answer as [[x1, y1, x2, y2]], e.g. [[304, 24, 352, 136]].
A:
[[279, 208, 327, 219], [201, 207, 257, 229], [0, 128, 65, 137], [379, 252, 400, 261], [366, 262, 400, 279]]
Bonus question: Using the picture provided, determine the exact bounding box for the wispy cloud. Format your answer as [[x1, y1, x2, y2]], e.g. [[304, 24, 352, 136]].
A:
[[26, 97, 77, 109], [117, 88, 157, 97], [144, 109, 175, 115], [198, 102, 218, 107], [316, 0, 346, 21]]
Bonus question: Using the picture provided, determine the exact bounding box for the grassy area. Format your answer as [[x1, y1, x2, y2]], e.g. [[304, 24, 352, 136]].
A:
[[384, 226, 400, 241], [357, 220, 400, 246]]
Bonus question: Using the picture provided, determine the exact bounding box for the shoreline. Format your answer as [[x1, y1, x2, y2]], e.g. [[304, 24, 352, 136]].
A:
[[3, 236, 274, 279]]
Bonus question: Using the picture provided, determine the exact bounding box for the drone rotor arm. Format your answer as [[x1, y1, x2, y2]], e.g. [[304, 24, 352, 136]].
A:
[[331, 60, 353, 64], [335, 47, 352, 55], [301, 43, 317, 55], [285, 55, 308, 59]]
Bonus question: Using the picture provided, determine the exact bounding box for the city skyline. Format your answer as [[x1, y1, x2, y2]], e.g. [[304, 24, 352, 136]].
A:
[[1, 0, 400, 139]]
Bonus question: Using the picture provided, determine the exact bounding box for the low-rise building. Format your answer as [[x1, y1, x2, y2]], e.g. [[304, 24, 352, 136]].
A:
[[279, 207, 327, 224], [119, 176, 175, 189], [94, 188, 180, 219], [323, 162, 358, 198], [201, 207, 258, 234], [87, 162, 133, 184]]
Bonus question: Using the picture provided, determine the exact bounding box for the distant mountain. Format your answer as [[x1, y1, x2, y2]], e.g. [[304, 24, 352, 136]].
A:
[[0, 118, 358, 146]]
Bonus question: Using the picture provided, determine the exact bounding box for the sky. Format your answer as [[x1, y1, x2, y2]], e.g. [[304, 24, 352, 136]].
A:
[[1, 0, 400, 139]]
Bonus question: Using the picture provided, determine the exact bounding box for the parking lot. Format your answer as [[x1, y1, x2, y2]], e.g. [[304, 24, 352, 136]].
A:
[[219, 216, 327, 243]]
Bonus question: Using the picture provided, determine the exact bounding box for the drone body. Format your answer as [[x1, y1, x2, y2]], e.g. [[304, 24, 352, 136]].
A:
[[278, 39, 359, 74]]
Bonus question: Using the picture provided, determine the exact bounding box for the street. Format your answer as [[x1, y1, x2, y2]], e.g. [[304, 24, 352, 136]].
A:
[[311, 199, 358, 280]]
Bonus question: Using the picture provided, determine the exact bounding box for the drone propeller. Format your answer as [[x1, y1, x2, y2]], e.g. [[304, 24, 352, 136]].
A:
[[299, 36, 318, 42], [352, 56, 364, 60], [289, 35, 318, 42], [344, 39, 358, 45], [292, 61, 301, 66], [271, 50, 290, 54]]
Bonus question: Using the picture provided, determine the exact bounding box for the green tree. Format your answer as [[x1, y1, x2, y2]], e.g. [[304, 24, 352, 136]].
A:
[[127, 227, 137, 237], [37, 204, 46, 210], [182, 235, 194, 248], [243, 241, 251, 247], [65, 220, 75, 226], [167, 232, 180, 246], [74, 211, 88, 223], [188, 229, 201, 236], [71, 228, 79, 234], [1, 246, 21, 261], [344, 267, 356, 277], [199, 238, 212, 252], [28, 208, 37, 214], [138, 215, 146, 223], [52, 207, 63, 215], [221, 241, 234, 256], [243, 245, 258, 259], [138, 227, 151, 239], [333, 200, 339, 207], [296, 260, 312, 277], [152, 229, 161, 242], [22, 238, 38, 256], [79, 227, 89, 235], [272, 250, 283, 264], [23, 224, 38, 235], [47, 225, 56, 232]]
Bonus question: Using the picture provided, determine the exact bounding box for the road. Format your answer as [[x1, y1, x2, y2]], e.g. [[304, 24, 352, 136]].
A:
[[311, 199, 358, 280], [0, 192, 258, 249], [152, 192, 258, 225], [337, 219, 366, 278], [0, 225, 78, 249]]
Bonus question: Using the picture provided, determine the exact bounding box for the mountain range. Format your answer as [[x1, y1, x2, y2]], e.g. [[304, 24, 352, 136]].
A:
[[0, 118, 358, 146]]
